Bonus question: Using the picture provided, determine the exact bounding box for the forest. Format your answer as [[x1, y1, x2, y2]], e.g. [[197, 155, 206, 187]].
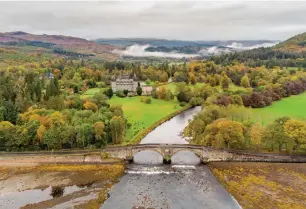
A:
[[1, 35, 306, 153]]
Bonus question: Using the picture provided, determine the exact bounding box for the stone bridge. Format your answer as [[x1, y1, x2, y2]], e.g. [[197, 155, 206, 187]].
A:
[[103, 144, 306, 163]]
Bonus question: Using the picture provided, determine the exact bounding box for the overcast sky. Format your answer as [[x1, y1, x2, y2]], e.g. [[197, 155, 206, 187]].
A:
[[0, 1, 306, 41]]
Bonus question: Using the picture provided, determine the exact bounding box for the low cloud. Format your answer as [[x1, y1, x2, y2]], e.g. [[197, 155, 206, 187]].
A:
[[113, 44, 199, 58], [198, 46, 232, 56], [226, 42, 278, 50]]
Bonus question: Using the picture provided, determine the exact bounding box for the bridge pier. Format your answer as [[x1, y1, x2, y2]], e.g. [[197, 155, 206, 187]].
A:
[[163, 155, 171, 164]]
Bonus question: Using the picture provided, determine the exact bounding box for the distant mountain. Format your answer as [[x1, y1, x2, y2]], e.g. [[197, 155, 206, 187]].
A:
[[274, 32, 306, 52], [95, 38, 277, 48], [0, 31, 118, 60], [99, 38, 278, 58]]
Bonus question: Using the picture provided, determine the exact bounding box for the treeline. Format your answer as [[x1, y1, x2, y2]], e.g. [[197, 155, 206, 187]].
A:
[[52, 48, 94, 57], [211, 48, 306, 68], [241, 77, 306, 108], [186, 105, 306, 153]]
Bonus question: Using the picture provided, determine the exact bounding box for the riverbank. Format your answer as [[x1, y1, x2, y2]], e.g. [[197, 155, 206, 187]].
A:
[[108, 96, 184, 143], [0, 163, 124, 209], [131, 104, 192, 144], [0, 153, 122, 167], [209, 162, 306, 209]]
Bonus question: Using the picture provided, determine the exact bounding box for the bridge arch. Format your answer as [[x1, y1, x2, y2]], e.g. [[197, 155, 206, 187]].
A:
[[171, 148, 203, 158], [131, 148, 164, 157], [132, 149, 164, 165], [171, 149, 202, 165]]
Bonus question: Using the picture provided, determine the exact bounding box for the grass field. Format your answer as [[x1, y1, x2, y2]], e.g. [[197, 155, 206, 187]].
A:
[[253, 92, 306, 125], [80, 87, 106, 99], [108, 96, 182, 143]]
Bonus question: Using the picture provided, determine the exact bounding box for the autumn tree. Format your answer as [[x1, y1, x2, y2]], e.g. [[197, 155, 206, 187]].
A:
[[110, 116, 125, 144], [83, 101, 98, 112], [241, 75, 251, 88], [204, 119, 245, 149], [262, 117, 290, 152], [250, 123, 264, 151], [221, 73, 230, 90], [284, 119, 306, 151]]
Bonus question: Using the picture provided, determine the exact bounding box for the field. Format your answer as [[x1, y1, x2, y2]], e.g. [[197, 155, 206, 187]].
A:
[[108, 96, 182, 143], [253, 92, 306, 125], [80, 87, 106, 99], [210, 162, 306, 209]]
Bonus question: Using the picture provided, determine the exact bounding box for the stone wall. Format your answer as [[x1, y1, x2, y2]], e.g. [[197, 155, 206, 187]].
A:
[[103, 145, 306, 163]]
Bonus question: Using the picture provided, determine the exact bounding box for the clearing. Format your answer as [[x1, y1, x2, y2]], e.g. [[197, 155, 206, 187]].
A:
[[252, 92, 306, 124], [80, 87, 106, 99]]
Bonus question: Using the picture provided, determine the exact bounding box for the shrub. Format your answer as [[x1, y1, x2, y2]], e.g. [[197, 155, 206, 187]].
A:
[[140, 97, 151, 104], [116, 90, 126, 98], [101, 151, 110, 159], [50, 186, 64, 198], [179, 102, 187, 107]]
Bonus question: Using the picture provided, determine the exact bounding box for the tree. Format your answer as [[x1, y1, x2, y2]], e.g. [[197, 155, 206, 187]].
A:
[[241, 75, 251, 88], [110, 116, 125, 144], [123, 89, 129, 96], [204, 119, 245, 149], [0, 121, 14, 150], [34, 80, 42, 102], [92, 91, 109, 108], [94, 122, 106, 146], [76, 123, 94, 147], [250, 123, 264, 151], [284, 119, 306, 151], [37, 125, 46, 144], [3, 101, 18, 124], [83, 101, 98, 112], [262, 117, 290, 152], [104, 88, 113, 98], [46, 96, 65, 110], [221, 73, 230, 90], [136, 82, 142, 96], [231, 95, 243, 106]]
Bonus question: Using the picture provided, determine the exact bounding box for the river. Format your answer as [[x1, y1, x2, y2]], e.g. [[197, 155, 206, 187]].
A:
[[102, 106, 242, 209]]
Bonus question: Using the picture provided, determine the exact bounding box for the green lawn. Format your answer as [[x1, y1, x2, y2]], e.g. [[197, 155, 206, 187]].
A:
[[80, 87, 106, 99], [253, 92, 306, 125], [108, 96, 182, 143]]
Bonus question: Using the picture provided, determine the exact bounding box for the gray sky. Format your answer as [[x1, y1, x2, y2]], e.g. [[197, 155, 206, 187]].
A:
[[0, 1, 306, 41]]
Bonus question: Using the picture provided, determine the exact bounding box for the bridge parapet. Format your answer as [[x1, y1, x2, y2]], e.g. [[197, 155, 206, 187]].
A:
[[103, 144, 306, 163]]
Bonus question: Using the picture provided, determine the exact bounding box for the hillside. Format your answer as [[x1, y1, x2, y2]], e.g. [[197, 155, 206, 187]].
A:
[[274, 32, 306, 52], [0, 31, 118, 60]]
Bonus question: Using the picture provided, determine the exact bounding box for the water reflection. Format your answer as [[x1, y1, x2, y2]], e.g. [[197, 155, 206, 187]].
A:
[[0, 185, 84, 209], [171, 151, 201, 165], [133, 150, 163, 165], [140, 106, 201, 144]]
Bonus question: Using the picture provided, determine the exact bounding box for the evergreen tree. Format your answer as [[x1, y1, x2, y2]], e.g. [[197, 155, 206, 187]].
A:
[[3, 101, 18, 124], [136, 82, 142, 96], [54, 77, 60, 95], [35, 80, 42, 101], [45, 84, 51, 101]]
